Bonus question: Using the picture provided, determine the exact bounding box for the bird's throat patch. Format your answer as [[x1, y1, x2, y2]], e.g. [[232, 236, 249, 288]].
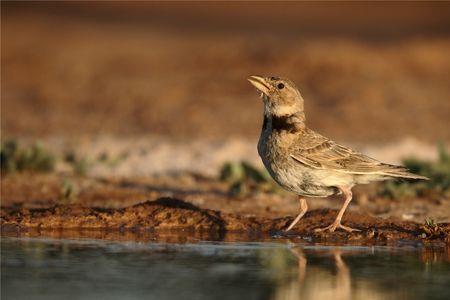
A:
[[271, 115, 303, 133]]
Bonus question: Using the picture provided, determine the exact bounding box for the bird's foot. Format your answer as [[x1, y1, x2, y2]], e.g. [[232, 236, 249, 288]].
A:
[[314, 222, 361, 233]]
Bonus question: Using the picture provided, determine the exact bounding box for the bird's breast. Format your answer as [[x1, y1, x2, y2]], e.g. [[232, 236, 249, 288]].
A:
[[258, 127, 337, 197]]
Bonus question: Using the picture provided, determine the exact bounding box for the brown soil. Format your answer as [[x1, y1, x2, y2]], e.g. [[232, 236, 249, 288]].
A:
[[2, 173, 449, 246], [2, 197, 450, 246], [2, 3, 450, 143]]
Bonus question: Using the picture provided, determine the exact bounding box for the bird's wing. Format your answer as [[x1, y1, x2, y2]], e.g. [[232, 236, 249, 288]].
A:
[[290, 129, 405, 175]]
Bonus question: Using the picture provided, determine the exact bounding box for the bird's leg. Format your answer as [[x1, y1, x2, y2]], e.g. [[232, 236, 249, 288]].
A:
[[285, 197, 308, 231], [315, 187, 360, 233], [289, 246, 307, 284], [332, 250, 351, 299]]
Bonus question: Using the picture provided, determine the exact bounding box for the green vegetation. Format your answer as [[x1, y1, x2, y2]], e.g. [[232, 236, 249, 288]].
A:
[[0, 139, 129, 177], [1, 140, 55, 174], [379, 145, 450, 199], [219, 161, 286, 196], [64, 151, 91, 176], [59, 178, 78, 203], [97, 151, 128, 168], [420, 218, 446, 239]]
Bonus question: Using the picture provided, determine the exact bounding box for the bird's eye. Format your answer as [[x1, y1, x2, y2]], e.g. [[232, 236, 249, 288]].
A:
[[277, 83, 285, 90]]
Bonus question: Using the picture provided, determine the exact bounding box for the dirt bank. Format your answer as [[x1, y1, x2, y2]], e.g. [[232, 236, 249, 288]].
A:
[[2, 173, 449, 245], [2, 197, 449, 246]]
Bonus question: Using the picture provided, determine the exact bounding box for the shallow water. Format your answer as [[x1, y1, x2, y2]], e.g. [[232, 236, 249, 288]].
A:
[[2, 237, 450, 300]]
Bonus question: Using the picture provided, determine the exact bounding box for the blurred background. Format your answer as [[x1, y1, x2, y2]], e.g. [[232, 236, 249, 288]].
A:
[[2, 5, 450, 298], [2, 1, 450, 176]]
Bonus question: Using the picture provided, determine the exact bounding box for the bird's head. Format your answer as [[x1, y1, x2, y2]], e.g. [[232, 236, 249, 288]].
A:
[[248, 75, 304, 117]]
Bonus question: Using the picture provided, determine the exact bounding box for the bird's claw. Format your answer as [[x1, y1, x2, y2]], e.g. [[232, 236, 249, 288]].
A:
[[315, 223, 361, 233]]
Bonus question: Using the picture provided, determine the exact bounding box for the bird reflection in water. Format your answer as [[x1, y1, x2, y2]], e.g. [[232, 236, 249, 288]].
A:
[[270, 246, 403, 300]]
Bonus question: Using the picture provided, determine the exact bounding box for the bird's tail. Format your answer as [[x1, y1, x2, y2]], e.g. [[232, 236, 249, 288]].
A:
[[382, 166, 429, 180]]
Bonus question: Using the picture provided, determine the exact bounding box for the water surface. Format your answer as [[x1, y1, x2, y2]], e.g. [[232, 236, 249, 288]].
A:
[[2, 237, 450, 300]]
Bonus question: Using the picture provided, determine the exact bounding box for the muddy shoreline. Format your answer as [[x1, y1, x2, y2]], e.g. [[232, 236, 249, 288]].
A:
[[2, 197, 449, 247], [2, 172, 449, 246]]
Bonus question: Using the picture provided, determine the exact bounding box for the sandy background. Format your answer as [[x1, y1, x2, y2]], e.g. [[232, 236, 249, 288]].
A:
[[2, 2, 450, 144]]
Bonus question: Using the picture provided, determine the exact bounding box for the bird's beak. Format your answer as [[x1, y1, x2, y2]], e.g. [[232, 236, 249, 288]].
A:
[[248, 75, 270, 97]]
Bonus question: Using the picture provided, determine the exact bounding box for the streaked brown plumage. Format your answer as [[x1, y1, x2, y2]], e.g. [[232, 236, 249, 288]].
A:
[[248, 75, 427, 233]]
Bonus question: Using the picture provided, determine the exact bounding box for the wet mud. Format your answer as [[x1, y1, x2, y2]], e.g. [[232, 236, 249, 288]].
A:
[[2, 197, 449, 246]]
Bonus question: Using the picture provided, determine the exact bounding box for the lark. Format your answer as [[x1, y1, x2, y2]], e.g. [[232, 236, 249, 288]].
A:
[[248, 75, 428, 233]]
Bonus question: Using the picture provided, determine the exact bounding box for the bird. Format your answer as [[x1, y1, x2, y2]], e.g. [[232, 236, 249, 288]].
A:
[[247, 75, 428, 233]]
